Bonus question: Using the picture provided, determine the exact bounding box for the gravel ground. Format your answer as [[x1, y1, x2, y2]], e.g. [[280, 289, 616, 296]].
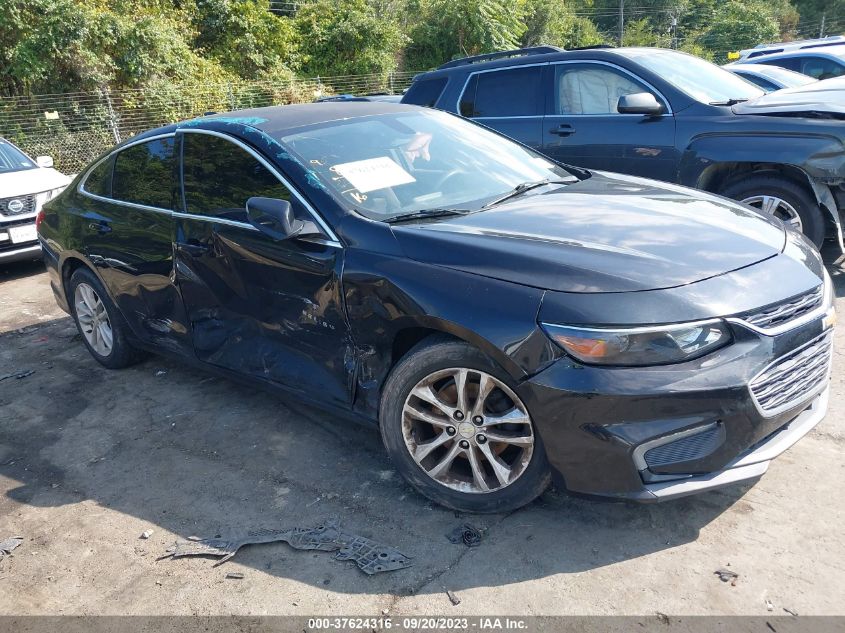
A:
[[0, 251, 844, 617]]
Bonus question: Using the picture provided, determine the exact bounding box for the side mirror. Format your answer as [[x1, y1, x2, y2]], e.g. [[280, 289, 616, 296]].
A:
[[246, 197, 305, 241], [36, 155, 54, 168], [617, 93, 665, 116]]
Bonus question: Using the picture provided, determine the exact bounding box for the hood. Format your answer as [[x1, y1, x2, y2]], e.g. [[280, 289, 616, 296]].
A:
[[733, 76, 845, 118], [0, 167, 71, 198], [391, 173, 786, 293]]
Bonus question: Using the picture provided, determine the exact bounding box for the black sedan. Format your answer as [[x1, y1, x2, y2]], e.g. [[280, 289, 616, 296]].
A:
[[37, 103, 835, 512]]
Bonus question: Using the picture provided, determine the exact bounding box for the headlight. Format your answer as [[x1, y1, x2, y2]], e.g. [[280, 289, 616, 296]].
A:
[[541, 320, 731, 366], [35, 186, 67, 211]]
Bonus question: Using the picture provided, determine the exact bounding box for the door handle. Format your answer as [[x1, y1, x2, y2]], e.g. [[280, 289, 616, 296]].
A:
[[177, 241, 210, 257], [550, 124, 575, 137], [88, 221, 112, 235]]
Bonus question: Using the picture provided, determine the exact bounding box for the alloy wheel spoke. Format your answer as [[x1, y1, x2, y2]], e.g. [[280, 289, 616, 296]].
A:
[[477, 440, 512, 486], [98, 322, 113, 351], [453, 368, 469, 414], [414, 431, 452, 462], [466, 446, 490, 491], [427, 441, 463, 479], [761, 195, 780, 215], [483, 408, 531, 428], [411, 385, 456, 418], [483, 431, 533, 447], [405, 403, 453, 428], [470, 373, 494, 419]]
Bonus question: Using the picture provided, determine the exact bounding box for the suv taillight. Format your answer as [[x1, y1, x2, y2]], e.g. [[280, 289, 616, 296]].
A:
[[35, 209, 46, 230]]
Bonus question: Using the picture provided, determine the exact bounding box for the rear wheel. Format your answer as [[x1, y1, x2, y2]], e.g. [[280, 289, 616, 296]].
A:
[[721, 175, 826, 248], [69, 267, 145, 369], [380, 338, 551, 513]]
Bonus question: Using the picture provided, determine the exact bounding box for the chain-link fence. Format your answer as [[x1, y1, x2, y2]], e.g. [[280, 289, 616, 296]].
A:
[[0, 71, 419, 174]]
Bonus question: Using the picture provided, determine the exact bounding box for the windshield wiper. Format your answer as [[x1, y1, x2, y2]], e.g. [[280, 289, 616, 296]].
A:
[[385, 208, 472, 224], [709, 98, 750, 106], [482, 179, 572, 210]]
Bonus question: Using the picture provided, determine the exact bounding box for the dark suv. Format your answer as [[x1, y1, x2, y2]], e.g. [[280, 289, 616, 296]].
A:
[[402, 45, 845, 249]]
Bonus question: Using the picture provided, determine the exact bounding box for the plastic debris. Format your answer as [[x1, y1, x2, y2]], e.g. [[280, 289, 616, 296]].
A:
[[714, 568, 739, 583], [446, 590, 461, 606], [160, 518, 411, 575], [766, 599, 775, 612], [0, 537, 23, 558], [141, 530, 154, 539], [446, 523, 483, 547]]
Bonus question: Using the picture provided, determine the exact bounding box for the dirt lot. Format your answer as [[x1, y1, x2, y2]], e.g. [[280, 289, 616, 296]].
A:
[[1, 253, 844, 617]]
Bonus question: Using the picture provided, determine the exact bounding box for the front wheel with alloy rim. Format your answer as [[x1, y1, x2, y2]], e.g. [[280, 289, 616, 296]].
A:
[[720, 175, 826, 248], [69, 267, 145, 369], [380, 338, 551, 513]]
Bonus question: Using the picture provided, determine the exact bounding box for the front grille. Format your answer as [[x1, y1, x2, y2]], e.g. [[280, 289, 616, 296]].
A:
[[644, 423, 724, 469], [0, 194, 36, 217], [750, 332, 833, 415], [741, 286, 823, 330]]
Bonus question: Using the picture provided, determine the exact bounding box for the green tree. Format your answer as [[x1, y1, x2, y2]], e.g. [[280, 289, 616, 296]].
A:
[[697, 0, 780, 59], [294, 0, 406, 77], [404, 0, 527, 70], [522, 0, 606, 48]]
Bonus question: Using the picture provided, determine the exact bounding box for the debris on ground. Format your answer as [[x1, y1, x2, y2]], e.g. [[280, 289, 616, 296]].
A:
[[160, 518, 411, 575], [783, 607, 798, 617], [766, 599, 774, 612], [154, 370, 167, 377], [446, 590, 461, 606], [140, 530, 154, 539], [446, 523, 483, 547], [655, 612, 670, 625], [714, 568, 739, 584], [0, 370, 34, 382], [0, 537, 23, 558], [225, 572, 244, 580], [766, 622, 777, 633]]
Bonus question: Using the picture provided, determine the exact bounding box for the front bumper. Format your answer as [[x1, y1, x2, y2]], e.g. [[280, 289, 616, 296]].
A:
[[519, 304, 834, 502], [0, 217, 41, 263]]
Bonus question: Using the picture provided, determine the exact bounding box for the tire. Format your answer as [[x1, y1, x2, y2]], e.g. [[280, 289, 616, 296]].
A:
[[68, 267, 145, 369], [380, 337, 551, 513], [720, 175, 826, 248]]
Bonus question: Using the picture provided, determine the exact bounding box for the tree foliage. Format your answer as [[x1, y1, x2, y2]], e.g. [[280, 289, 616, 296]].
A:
[[0, 0, 840, 97]]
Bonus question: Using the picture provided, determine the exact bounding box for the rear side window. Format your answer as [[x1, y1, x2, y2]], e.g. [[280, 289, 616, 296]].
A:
[[403, 77, 447, 107], [83, 157, 113, 197], [800, 56, 845, 79], [737, 73, 778, 92], [765, 57, 801, 72], [459, 66, 543, 118], [181, 133, 291, 222], [111, 138, 175, 209]]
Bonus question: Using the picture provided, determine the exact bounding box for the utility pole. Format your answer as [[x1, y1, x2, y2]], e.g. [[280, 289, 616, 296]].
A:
[[671, 15, 678, 49], [820, 13, 826, 38], [618, 0, 624, 46]]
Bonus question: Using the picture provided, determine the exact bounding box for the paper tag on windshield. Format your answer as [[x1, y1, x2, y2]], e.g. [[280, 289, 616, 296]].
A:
[[333, 156, 415, 193]]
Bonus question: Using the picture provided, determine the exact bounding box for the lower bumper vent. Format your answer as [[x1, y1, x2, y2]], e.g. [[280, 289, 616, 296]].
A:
[[644, 423, 725, 470]]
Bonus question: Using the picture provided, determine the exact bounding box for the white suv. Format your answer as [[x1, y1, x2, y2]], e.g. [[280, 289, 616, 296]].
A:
[[0, 138, 70, 264]]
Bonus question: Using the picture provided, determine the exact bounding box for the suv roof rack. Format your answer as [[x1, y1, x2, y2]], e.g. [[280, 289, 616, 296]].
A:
[[437, 45, 563, 70], [739, 35, 845, 59]]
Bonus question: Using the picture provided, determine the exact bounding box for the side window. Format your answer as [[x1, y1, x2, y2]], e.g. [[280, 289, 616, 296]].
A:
[[553, 64, 655, 115], [404, 77, 447, 108], [181, 133, 291, 223], [800, 56, 845, 79], [766, 57, 801, 72], [83, 157, 113, 197], [111, 138, 175, 209], [459, 66, 543, 118], [738, 73, 777, 92]]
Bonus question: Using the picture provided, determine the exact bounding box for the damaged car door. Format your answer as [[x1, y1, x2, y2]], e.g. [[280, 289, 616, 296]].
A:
[[174, 130, 351, 405]]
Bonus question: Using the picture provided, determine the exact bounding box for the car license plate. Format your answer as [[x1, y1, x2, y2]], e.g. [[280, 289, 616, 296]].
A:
[[8, 224, 37, 244]]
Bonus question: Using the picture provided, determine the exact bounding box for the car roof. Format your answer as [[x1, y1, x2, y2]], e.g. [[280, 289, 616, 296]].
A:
[[746, 45, 845, 62], [128, 102, 426, 146]]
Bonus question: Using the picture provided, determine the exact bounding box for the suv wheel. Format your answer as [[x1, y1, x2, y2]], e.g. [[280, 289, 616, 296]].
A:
[[69, 267, 145, 369], [721, 175, 825, 247], [380, 337, 551, 513]]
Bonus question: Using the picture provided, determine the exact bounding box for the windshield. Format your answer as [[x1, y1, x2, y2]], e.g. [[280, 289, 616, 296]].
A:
[[625, 49, 765, 104], [0, 139, 36, 174], [280, 109, 578, 221]]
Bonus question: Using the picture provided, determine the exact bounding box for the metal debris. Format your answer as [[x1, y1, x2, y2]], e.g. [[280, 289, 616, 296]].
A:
[[0, 537, 23, 558], [0, 370, 34, 382], [225, 572, 244, 580], [766, 599, 775, 612], [714, 568, 739, 583], [161, 518, 411, 575], [446, 590, 461, 606], [446, 523, 482, 547], [783, 607, 799, 617]]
